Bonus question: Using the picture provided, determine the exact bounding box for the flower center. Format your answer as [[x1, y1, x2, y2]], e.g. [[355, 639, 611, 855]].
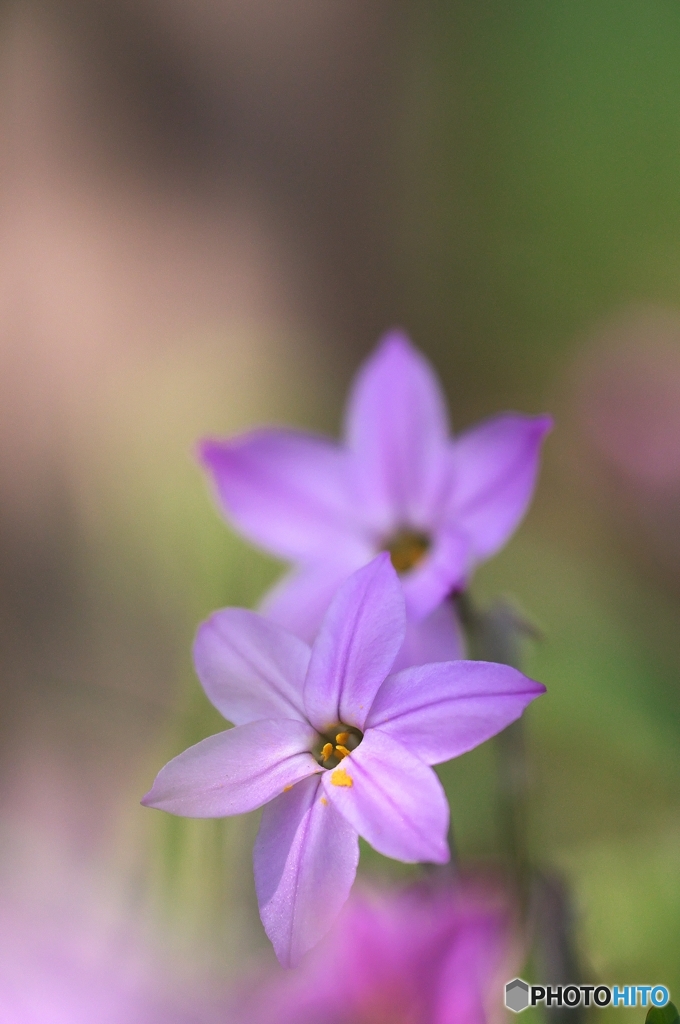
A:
[[383, 529, 430, 574], [314, 724, 363, 769]]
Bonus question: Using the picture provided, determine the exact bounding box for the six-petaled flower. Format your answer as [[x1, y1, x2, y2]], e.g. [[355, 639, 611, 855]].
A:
[[142, 555, 544, 967], [199, 331, 552, 666]]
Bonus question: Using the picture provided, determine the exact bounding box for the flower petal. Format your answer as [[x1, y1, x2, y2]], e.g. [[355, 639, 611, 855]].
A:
[[449, 413, 552, 562], [259, 556, 369, 645], [141, 720, 320, 817], [304, 555, 405, 732], [322, 730, 449, 864], [366, 661, 545, 765], [392, 600, 465, 672], [344, 331, 452, 532], [435, 908, 509, 1024], [254, 775, 359, 968], [199, 429, 357, 560], [400, 527, 471, 621], [194, 608, 311, 725]]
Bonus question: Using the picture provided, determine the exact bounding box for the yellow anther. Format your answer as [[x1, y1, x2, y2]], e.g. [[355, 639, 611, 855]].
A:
[[335, 731, 350, 745], [320, 796, 328, 806], [385, 529, 430, 574], [321, 742, 334, 762], [335, 745, 351, 758], [331, 767, 353, 788], [283, 784, 293, 793]]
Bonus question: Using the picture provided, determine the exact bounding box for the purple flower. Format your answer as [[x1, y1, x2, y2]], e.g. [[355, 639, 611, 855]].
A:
[[142, 556, 544, 967], [241, 878, 516, 1024], [199, 331, 551, 663]]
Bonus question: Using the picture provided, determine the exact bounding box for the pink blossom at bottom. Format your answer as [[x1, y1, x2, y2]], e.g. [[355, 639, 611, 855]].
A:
[[239, 878, 517, 1024]]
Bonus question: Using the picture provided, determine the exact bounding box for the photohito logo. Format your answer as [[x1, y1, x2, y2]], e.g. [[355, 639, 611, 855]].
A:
[[504, 980, 671, 1012]]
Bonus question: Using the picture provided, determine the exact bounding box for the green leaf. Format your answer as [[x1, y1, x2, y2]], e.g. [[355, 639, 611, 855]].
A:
[[646, 1002, 679, 1024]]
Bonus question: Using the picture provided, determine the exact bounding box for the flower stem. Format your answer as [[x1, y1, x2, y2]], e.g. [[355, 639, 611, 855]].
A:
[[457, 593, 588, 1021], [456, 594, 535, 892]]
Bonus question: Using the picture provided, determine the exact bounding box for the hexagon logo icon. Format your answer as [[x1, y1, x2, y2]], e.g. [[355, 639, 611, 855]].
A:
[[505, 978, 530, 1013]]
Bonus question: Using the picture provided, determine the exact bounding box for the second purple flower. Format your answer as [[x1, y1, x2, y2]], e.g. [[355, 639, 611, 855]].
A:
[[199, 331, 551, 665]]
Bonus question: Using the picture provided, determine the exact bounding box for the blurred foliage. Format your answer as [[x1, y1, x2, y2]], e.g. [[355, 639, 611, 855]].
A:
[[393, 3, 680, 996], [398, 0, 680, 407], [647, 1004, 680, 1024], [473, 538, 680, 1005]]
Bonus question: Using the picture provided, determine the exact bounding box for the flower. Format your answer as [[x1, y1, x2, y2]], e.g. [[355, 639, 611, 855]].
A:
[[142, 555, 544, 967], [199, 331, 552, 665], [240, 878, 516, 1024]]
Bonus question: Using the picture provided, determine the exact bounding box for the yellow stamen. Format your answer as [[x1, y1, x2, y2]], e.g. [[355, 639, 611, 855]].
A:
[[335, 731, 350, 745], [385, 529, 430, 574], [331, 767, 353, 787], [335, 745, 351, 758], [320, 796, 328, 806], [321, 742, 334, 762], [283, 784, 293, 792]]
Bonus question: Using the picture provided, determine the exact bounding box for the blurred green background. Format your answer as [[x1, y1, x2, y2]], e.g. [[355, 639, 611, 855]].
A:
[[2, 0, 680, 1012]]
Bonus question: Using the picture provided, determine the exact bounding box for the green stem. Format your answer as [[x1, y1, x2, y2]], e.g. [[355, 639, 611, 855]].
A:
[[457, 593, 588, 1022]]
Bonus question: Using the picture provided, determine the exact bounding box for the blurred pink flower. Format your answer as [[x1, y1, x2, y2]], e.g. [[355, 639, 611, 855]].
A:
[[241, 879, 515, 1024], [576, 310, 680, 488], [573, 309, 680, 581], [0, 898, 229, 1024], [199, 331, 551, 667]]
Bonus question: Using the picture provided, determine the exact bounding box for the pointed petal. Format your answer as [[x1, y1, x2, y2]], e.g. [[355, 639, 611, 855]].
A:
[[141, 720, 320, 817], [259, 556, 369, 645], [344, 331, 452, 532], [400, 527, 471, 621], [193, 608, 310, 725], [304, 555, 405, 732], [254, 775, 359, 968], [199, 429, 357, 560], [450, 413, 552, 561], [322, 730, 449, 864], [392, 600, 465, 672], [366, 661, 545, 765]]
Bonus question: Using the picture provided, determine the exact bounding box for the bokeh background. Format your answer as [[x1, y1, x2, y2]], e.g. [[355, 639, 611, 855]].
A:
[[1, 0, 680, 1016]]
